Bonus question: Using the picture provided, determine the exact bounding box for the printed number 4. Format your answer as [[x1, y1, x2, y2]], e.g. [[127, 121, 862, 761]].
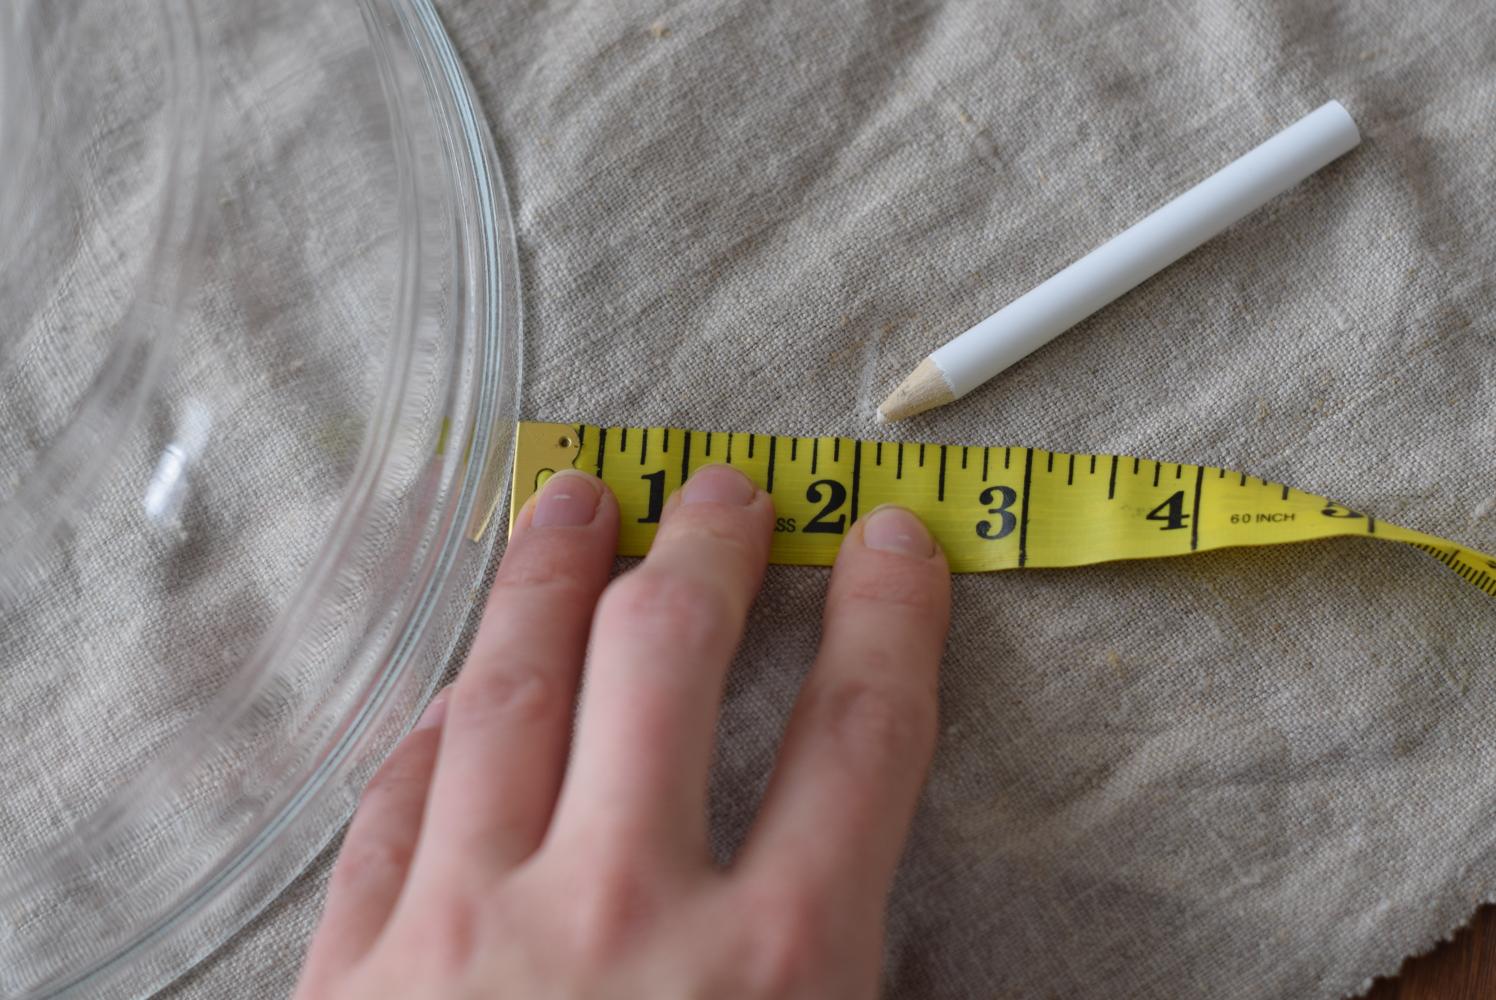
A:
[[1146, 491, 1189, 531]]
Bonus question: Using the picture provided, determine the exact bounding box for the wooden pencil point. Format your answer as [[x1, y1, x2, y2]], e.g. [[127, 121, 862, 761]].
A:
[[877, 358, 955, 423]]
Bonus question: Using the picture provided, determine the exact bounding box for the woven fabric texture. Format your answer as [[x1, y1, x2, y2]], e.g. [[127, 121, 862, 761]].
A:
[[166, 1, 1496, 997]]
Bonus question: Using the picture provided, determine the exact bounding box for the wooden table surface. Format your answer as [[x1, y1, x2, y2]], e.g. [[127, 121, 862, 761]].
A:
[[1357, 905, 1496, 1000]]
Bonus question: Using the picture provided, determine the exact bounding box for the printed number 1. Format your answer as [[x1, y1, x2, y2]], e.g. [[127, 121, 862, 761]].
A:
[[639, 470, 666, 523]]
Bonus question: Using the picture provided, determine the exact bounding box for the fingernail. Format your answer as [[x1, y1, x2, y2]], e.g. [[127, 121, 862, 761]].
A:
[[681, 464, 757, 506], [414, 689, 450, 731], [861, 505, 934, 558], [532, 470, 603, 527]]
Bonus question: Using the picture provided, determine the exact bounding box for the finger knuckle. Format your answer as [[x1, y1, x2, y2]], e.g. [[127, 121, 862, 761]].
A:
[[663, 507, 765, 561], [597, 568, 733, 646], [358, 740, 433, 810], [331, 834, 413, 895], [396, 893, 482, 968], [738, 885, 829, 994], [565, 858, 658, 964], [453, 661, 565, 729], [830, 566, 945, 617], [490, 549, 598, 605], [821, 680, 936, 769]]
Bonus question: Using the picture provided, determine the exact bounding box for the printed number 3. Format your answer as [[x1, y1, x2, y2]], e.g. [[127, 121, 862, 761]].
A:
[[976, 485, 1018, 540]]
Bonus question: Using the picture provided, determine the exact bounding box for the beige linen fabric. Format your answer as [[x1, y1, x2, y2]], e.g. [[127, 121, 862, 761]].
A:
[[167, 1, 1496, 997]]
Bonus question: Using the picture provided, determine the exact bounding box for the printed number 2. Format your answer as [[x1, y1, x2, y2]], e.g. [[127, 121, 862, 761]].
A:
[[638, 470, 666, 523], [1146, 491, 1189, 531], [804, 479, 848, 533], [976, 485, 1018, 540]]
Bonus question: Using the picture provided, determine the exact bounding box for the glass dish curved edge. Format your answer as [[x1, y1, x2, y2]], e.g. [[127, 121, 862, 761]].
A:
[[0, 0, 209, 601], [18, 1, 522, 995]]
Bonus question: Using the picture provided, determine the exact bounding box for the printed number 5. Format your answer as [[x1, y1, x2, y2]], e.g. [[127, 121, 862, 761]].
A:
[[976, 485, 1018, 540]]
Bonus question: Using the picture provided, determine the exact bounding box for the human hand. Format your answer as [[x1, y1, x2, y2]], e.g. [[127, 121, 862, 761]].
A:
[[295, 462, 951, 999]]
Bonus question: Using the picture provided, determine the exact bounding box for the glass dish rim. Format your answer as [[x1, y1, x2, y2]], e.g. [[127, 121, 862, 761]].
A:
[[0, 0, 522, 994]]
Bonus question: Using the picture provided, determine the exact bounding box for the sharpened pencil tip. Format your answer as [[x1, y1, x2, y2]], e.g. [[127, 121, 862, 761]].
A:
[[877, 358, 957, 422]]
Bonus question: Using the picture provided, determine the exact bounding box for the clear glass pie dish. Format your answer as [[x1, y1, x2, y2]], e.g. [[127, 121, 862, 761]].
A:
[[0, 1, 520, 995]]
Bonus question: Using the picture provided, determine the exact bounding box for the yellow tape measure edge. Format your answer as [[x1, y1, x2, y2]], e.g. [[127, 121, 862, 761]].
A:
[[509, 421, 1496, 600]]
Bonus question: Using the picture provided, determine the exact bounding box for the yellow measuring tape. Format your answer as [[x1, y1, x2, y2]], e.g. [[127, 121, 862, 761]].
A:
[[509, 421, 1496, 599]]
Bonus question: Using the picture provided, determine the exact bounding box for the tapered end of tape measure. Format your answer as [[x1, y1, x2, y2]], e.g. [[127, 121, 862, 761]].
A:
[[507, 422, 584, 535]]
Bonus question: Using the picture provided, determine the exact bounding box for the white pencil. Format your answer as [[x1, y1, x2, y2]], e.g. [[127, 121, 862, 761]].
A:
[[877, 100, 1361, 422]]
